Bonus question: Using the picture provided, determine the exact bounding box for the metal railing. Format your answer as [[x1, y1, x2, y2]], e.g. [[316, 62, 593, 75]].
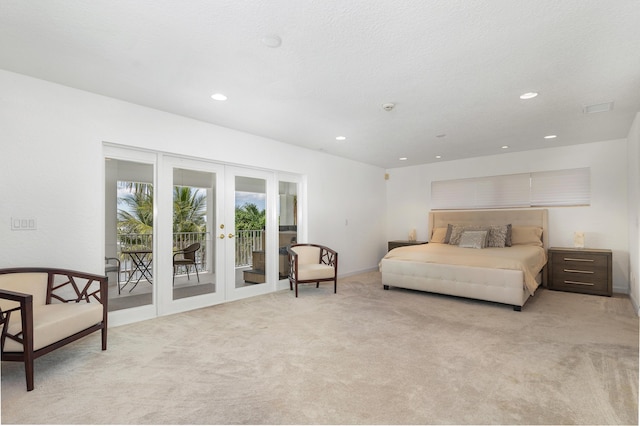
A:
[[115, 230, 265, 274], [235, 230, 264, 267]]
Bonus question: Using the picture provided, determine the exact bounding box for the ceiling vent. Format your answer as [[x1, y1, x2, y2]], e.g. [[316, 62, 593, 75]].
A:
[[583, 101, 614, 114]]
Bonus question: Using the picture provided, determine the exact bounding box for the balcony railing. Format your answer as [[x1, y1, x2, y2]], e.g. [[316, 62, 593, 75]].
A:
[[235, 230, 263, 267], [115, 230, 265, 275]]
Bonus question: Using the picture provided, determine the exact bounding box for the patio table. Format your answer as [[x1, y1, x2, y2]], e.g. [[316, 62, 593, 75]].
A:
[[121, 249, 153, 292]]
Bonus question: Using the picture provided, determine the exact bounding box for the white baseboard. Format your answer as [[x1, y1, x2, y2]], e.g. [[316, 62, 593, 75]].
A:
[[338, 266, 379, 278]]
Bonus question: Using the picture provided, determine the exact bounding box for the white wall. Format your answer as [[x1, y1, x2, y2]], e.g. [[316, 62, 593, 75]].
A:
[[385, 140, 630, 293], [627, 112, 640, 312], [0, 70, 386, 277]]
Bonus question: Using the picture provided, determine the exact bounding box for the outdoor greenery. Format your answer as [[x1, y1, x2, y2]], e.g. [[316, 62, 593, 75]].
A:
[[173, 186, 206, 232], [117, 183, 265, 234], [235, 203, 266, 230], [117, 183, 154, 236], [117, 184, 206, 234]]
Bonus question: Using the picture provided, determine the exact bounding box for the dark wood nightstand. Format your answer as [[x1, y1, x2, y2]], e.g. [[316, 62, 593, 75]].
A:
[[388, 240, 427, 251], [547, 247, 612, 296]]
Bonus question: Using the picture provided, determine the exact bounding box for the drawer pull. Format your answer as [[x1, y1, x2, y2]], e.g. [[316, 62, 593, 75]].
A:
[[563, 257, 594, 262], [563, 269, 594, 274], [564, 280, 595, 286]]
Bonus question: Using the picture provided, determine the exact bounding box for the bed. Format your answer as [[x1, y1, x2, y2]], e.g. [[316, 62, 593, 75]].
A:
[[379, 209, 548, 311]]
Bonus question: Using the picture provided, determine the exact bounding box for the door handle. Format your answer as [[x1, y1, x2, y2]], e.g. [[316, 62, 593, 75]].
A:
[[219, 234, 225, 239], [228, 233, 234, 239]]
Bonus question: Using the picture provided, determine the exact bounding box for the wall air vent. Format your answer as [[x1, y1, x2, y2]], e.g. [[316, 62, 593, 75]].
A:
[[582, 101, 614, 114]]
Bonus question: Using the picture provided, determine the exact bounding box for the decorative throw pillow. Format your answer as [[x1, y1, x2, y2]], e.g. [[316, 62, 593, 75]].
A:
[[444, 223, 453, 243], [505, 224, 513, 247], [486, 224, 509, 248], [449, 225, 488, 245], [458, 230, 488, 249]]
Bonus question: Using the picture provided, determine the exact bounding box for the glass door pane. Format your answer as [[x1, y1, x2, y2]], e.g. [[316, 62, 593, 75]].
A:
[[172, 168, 216, 301], [105, 158, 155, 312], [278, 180, 298, 280], [233, 175, 267, 288], [223, 166, 275, 301]]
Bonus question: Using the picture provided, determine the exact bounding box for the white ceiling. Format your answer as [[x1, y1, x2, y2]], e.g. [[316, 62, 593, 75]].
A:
[[1, 0, 639, 169]]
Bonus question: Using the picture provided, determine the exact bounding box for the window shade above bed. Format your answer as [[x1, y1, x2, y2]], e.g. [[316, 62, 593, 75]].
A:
[[431, 168, 590, 209]]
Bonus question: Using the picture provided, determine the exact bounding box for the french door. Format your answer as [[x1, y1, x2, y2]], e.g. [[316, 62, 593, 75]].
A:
[[160, 159, 276, 315], [224, 166, 275, 301], [106, 147, 300, 325]]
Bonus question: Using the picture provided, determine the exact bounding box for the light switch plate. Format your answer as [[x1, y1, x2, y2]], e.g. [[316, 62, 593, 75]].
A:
[[11, 217, 37, 230]]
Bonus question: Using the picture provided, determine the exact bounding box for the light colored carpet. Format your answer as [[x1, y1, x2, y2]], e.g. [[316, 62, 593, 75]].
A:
[[1, 271, 638, 425]]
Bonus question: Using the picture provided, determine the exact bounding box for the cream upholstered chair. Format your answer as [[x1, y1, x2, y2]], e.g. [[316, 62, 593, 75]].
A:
[[287, 244, 338, 297], [0, 267, 107, 391]]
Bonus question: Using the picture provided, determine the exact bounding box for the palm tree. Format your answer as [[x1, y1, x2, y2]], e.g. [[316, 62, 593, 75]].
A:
[[235, 203, 265, 230], [117, 184, 207, 245], [173, 186, 206, 233], [117, 183, 153, 246]]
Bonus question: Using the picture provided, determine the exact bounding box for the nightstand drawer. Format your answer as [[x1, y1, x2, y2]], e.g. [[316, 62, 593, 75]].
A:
[[555, 252, 608, 270], [547, 247, 612, 296], [551, 265, 609, 292]]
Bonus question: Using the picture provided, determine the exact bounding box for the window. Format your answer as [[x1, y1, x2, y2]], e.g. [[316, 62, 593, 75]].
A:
[[530, 168, 590, 206], [431, 168, 590, 209]]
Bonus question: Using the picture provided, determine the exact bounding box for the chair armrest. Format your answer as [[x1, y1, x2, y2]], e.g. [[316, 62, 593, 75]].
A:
[[105, 257, 120, 267], [318, 245, 338, 267], [0, 288, 33, 303], [286, 246, 299, 278], [286, 246, 299, 258], [0, 289, 34, 355]]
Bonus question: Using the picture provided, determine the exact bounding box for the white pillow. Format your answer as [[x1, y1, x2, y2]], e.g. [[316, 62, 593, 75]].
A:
[[458, 230, 488, 249]]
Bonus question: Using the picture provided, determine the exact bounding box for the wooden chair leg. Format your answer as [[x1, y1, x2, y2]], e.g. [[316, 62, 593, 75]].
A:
[[24, 354, 34, 391], [102, 325, 108, 351], [295, 282, 298, 297], [22, 298, 35, 391]]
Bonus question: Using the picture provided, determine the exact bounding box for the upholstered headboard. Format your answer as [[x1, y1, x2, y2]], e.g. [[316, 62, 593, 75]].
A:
[[428, 209, 549, 251]]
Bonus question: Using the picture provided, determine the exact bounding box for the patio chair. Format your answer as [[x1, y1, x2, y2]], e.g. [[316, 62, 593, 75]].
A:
[[105, 256, 121, 294], [173, 243, 200, 284], [287, 243, 338, 297]]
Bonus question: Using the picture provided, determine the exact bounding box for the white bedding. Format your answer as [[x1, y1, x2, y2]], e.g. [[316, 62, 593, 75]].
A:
[[381, 243, 547, 296]]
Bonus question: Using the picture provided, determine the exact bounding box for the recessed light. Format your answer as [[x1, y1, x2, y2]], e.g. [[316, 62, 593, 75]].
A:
[[211, 93, 227, 101], [544, 135, 557, 139], [501, 145, 509, 149], [435, 155, 442, 159], [519, 92, 538, 100], [336, 136, 346, 141], [399, 157, 408, 161]]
